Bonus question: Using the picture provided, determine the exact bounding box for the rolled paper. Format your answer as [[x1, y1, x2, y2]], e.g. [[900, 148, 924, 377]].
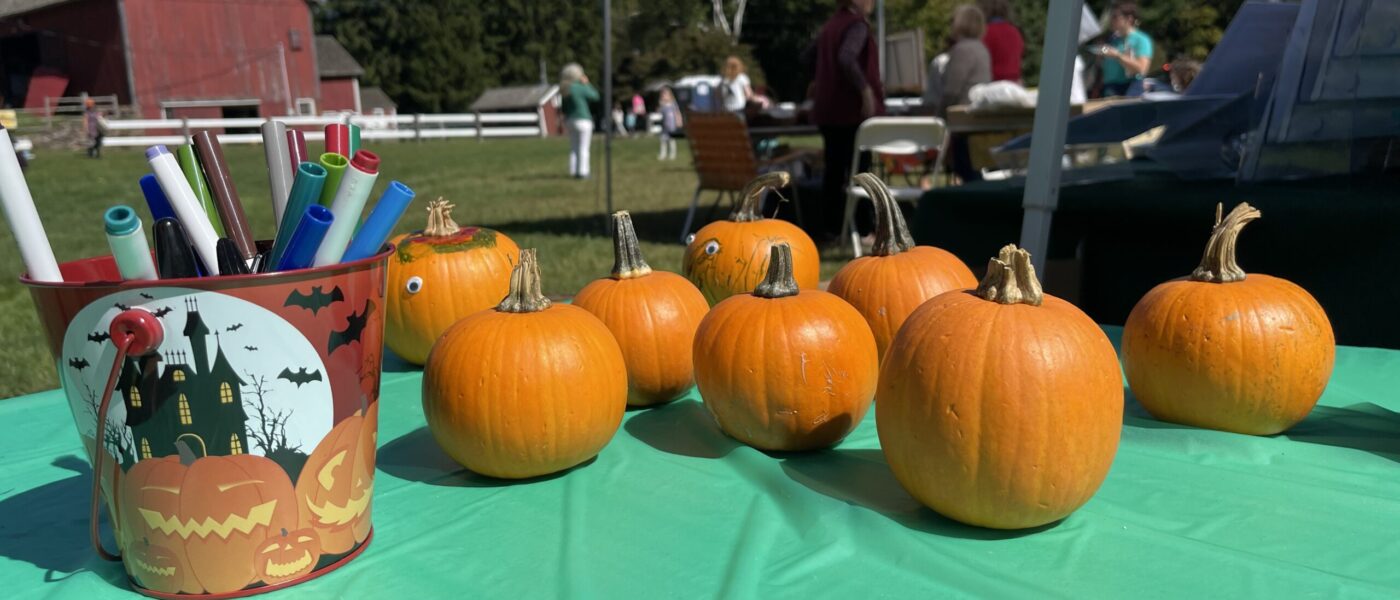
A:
[[276, 205, 334, 272], [192, 130, 255, 259], [348, 123, 361, 157], [139, 174, 176, 222], [153, 217, 201, 279], [0, 124, 62, 281], [104, 205, 158, 281], [342, 180, 416, 262], [318, 152, 348, 207], [313, 150, 380, 266], [270, 161, 328, 267], [216, 238, 251, 275], [262, 120, 293, 224], [148, 145, 220, 274], [325, 123, 350, 157], [287, 129, 307, 174], [175, 143, 224, 237]]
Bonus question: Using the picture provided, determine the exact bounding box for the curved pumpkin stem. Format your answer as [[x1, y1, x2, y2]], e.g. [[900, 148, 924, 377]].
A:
[[498, 249, 552, 313], [731, 171, 791, 223], [753, 244, 800, 299], [1190, 202, 1260, 284], [974, 244, 1043, 306], [853, 173, 914, 256], [610, 211, 652, 279], [423, 198, 462, 237]]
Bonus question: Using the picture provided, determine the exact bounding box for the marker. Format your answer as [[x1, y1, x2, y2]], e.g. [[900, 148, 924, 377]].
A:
[[262, 120, 292, 224], [269, 161, 327, 267], [216, 238, 251, 275], [342, 180, 415, 262], [104, 205, 158, 281], [147, 145, 220, 274], [175, 144, 224, 236], [153, 217, 200, 279], [193, 131, 255, 259], [0, 124, 62, 281], [348, 123, 361, 156], [287, 129, 307, 174], [138, 174, 176, 222], [325, 123, 350, 157], [313, 150, 380, 266], [276, 205, 334, 272], [318, 152, 348, 207]]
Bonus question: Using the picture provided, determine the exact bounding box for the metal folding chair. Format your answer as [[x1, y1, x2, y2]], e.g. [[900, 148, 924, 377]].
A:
[[839, 117, 948, 256]]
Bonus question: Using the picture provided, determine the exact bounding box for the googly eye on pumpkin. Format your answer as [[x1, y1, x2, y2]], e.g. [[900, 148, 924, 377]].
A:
[[405, 276, 423, 294], [685, 233, 697, 245], [704, 241, 720, 255]]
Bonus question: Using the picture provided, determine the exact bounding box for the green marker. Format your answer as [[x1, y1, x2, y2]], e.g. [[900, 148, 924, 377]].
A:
[[269, 161, 328, 269], [318, 152, 348, 207], [176, 144, 224, 237], [348, 123, 361, 157]]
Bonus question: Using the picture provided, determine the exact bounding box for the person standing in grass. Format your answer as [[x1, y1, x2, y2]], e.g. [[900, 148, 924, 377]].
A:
[[84, 97, 105, 159], [560, 63, 599, 179], [1099, 1, 1153, 97], [657, 87, 682, 161]]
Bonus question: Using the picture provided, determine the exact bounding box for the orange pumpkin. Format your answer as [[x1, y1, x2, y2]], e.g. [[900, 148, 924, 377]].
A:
[[575, 211, 710, 406], [255, 528, 322, 585], [423, 249, 628, 478], [127, 537, 192, 594], [1123, 203, 1335, 435], [682, 172, 820, 305], [121, 441, 299, 594], [877, 245, 1122, 529], [693, 244, 879, 451], [296, 400, 378, 555], [386, 198, 520, 364], [828, 174, 976, 360]]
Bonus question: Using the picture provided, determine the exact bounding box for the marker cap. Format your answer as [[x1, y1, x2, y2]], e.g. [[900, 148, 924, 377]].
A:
[[104, 205, 141, 236], [350, 150, 380, 174], [145, 145, 171, 159]]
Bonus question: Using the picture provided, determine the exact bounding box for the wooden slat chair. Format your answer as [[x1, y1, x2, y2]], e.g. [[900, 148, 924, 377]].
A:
[[681, 111, 806, 242]]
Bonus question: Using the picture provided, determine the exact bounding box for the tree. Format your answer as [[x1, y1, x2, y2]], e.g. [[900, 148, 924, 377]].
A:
[[242, 371, 295, 455]]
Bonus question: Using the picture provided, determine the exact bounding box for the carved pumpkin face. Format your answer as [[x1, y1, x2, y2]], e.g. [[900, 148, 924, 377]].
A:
[[121, 451, 299, 594], [296, 401, 378, 555], [256, 528, 321, 585], [127, 537, 193, 594]]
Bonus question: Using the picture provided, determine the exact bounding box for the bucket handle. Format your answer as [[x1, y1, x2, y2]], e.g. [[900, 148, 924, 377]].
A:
[[89, 309, 165, 562]]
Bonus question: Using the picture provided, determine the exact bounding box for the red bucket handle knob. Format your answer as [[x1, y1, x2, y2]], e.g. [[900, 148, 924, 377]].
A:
[[110, 308, 164, 356]]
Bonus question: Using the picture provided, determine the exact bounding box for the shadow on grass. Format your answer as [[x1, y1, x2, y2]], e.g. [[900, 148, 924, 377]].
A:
[[623, 399, 740, 459], [493, 199, 814, 245], [377, 426, 593, 487], [0, 455, 129, 586]]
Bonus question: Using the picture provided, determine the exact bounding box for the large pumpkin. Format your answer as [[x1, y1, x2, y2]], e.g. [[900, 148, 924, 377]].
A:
[[682, 172, 820, 305], [121, 441, 299, 594], [296, 400, 378, 555], [1123, 203, 1335, 435], [255, 528, 322, 585], [423, 249, 628, 478], [877, 245, 1122, 529], [693, 244, 878, 451], [574, 211, 710, 406], [386, 198, 520, 364], [828, 173, 976, 360]]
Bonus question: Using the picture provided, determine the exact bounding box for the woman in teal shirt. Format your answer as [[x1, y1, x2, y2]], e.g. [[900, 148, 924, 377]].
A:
[[1099, 2, 1152, 97], [560, 63, 600, 179]]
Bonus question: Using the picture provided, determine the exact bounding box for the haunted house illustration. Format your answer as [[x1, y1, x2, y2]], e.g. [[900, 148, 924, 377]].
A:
[[116, 298, 249, 460]]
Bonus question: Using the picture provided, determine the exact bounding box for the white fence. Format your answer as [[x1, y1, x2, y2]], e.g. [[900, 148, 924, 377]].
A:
[[99, 112, 545, 148]]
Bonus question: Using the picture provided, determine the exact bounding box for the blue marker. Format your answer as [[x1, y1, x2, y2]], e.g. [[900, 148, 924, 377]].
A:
[[139, 174, 176, 222], [341, 181, 416, 262], [104, 205, 158, 281], [275, 205, 334, 272]]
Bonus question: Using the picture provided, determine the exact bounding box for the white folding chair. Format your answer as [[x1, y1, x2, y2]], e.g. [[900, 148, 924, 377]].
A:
[[840, 117, 949, 257]]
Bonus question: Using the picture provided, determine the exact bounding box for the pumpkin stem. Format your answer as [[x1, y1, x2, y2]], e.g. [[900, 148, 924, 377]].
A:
[[610, 211, 652, 279], [174, 439, 198, 466], [497, 249, 553, 313], [853, 173, 914, 256], [1190, 202, 1260, 283], [423, 198, 462, 237], [731, 171, 791, 222], [752, 244, 800, 299], [974, 244, 1044, 306]]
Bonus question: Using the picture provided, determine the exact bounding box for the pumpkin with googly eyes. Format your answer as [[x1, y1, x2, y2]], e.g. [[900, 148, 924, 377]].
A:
[[682, 172, 819, 306], [385, 198, 519, 364]]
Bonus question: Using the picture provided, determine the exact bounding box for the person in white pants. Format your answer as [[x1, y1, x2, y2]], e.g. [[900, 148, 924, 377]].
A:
[[657, 87, 682, 160], [560, 63, 599, 179]]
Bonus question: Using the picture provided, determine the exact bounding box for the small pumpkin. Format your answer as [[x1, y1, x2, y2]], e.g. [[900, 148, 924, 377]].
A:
[[682, 172, 820, 305], [386, 198, 520, 364], [828, 174, 977, 360], [1122, 203, 1335, 435], [423, 249, 628, 478], [693, 244, 878, 451], [255, 528, 322, 585], [127, 537, 193, 594], [296, 400, 378, 555], [575, 211, 710, 406], [877, 245, 1122, 529]]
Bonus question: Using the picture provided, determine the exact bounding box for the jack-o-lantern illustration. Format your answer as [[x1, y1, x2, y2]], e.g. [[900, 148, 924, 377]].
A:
[[121, 441, 299, 594], [256, 528, 322, 585], [127, 537, 193, 594], [296, 400, 378, 554]]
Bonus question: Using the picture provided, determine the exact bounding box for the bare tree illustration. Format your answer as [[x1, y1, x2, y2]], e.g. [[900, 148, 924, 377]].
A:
[[243, 370, 298, 454], [80, 382, 134, 467]]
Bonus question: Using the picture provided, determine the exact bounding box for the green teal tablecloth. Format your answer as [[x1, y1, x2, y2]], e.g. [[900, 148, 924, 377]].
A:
[[4, 328, 1400, 598]]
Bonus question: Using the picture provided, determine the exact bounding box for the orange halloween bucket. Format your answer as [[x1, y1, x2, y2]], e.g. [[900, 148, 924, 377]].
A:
[[19, 247, 388, 598]]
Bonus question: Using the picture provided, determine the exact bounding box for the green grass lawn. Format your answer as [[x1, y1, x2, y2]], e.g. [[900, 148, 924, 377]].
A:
[[0, 135, 842, 398]]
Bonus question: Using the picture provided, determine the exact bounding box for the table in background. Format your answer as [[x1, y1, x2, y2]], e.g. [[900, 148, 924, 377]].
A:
[[4, 328, 1400, 597]]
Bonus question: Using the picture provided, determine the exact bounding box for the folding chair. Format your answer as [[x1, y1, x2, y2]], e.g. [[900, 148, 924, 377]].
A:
[[839, 117, 949, 257], [681, 111, 807, 242]]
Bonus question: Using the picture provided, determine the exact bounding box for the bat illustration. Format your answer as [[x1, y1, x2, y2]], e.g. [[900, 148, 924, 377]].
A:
[[244, 346, 259, 352], [278, 367, 323, 387], [328, 300, 375, 354], [139, 292, 155, 299], [87, 331, 111, 343], [226, 323, 244, 332], [152, 306, 174, 318], [68, 357, 90, 371], [285, 285, 345, 315], [114, 302, 131, 311]]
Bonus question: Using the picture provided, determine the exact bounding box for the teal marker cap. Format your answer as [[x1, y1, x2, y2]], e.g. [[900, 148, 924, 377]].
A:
[[105, 205, 142, 236]]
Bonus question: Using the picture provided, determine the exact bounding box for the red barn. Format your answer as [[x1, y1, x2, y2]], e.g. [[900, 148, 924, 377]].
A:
[[0, 0, 368, 119]]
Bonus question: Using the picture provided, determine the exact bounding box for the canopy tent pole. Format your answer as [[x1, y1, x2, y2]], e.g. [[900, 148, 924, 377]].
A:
[[602, 0, 614, 233], [1017, 0, 1083, 273], [877, 0, 886, 80]]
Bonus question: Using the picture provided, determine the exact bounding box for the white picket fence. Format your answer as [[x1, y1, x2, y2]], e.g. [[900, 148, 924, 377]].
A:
[[99, 112, 545, 148]]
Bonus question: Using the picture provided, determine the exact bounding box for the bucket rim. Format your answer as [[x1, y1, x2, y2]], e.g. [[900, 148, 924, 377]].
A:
[[17, 243, 395, 290]]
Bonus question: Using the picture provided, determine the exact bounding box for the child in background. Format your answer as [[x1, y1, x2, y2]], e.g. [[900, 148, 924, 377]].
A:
[[657, 88, 682, 160], [1169, 58, 1201, 93]]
